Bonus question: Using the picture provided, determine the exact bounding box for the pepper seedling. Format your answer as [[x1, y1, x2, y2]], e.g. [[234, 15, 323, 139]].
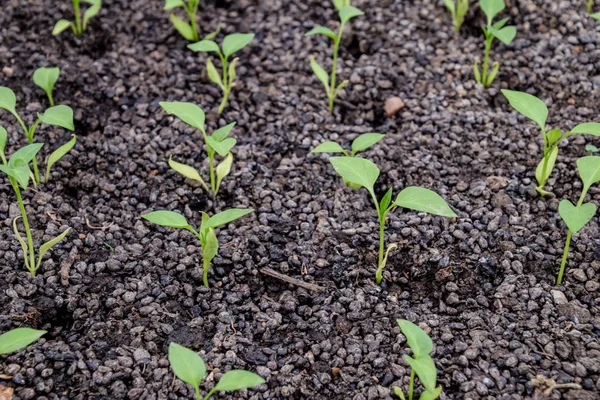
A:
[[0, 328, 46, 355], [187, 33, 255, 114], [53, 0, 102, 36], [169, 342, 264, 399], [164, 0, 201, 42], [473, 0, 516, 87], [141, 208, 253, 286], [327, 157, 456, 284], [502, 89, 600, 196], [444, 0, 469, 33], [394, 320, 442, 400], [0, 128, 71, 277], [33, 67, 60, 107], [160, 102, 237, 196], [556, 156, 600, 285], [312, 132, 384, 189], [305, 5, 364, 113], [0, 86, 77, 184]]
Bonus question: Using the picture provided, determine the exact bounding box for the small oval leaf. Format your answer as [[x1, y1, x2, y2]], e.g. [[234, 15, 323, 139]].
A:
[[214, 370, 265, 391], [393, 187, 456, 217], [168, 342, 206, 387], [160, 102, 205, 131], [222, 33, 254, 58], [142, 211, 190, 229], [38, 105, 74, 131], [0, 328, 46, 355]]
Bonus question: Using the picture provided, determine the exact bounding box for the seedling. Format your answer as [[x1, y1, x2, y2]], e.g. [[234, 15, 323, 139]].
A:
[[169, 342, 264, 399], [332, 0, 350, 9], [444, 0, 469, 32], [53, 0, 102, 36], [394, 320, 442, 400], [160, 102, 236, 196], [0, 328, 46, 355], [502, 89, 600, 196], [33, 67, 60, 106], [473, 0, 516, 87], [585, 143, 598, 155], [556, 156, 600, 284], [0, 129, 71, 277], [305, 5, 364, 113], [312, 132, 385, 188], [164, 0, 202, 42], [187, 33, 255, 114], [141, 208, 253, 286], [326, 157, 456, 283]]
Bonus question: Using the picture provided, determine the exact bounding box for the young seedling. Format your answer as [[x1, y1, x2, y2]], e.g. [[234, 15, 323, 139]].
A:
[[556, 156, 600, 285], [305, 5, 364, 113], [169, 342, 264, 399], [444, 0, 469, 32], [326, 157, 456, 284], [0, 86, 77, 184], [502, 89, 600, 196], [33, 67, 60, 106], [588, 0, 594, 13], [141, 208, 253, 286], [0, 129, 72, 277], [164, 0, 201, 42], [394, 320, 442, 400], [160, 102, 236, 196], [0, 328, 46, 355], [53, 0, 102, 36], [187, 33, 255, 114], [473, 0, 516, 87], [585, 143, 598, 155], [312, 132, 384, 189]]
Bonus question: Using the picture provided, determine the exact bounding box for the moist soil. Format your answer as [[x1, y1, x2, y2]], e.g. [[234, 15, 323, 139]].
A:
[[1, 0, 600, 399]]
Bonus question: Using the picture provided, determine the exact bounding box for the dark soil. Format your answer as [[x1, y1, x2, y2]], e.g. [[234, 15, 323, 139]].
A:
[[1, 0, 600, 399]]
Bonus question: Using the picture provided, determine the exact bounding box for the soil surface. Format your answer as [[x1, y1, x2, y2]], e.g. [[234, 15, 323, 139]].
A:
[[1, 0, 600, 399]]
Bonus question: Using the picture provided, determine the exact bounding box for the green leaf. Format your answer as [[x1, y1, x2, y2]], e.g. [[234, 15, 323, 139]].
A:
[[188, 39, 220, 53], [83, 0, 101, 30], [473, 60, 481, 83], [487, 61, 500, 87], [214, 370, 265, 391], [393, 187, 456, 217], [206, 136, 236, 157], [168, 155, 207, 189], [329, 156, 380, 196], [206, 58, 224, 89], [501, 89, 548, 131], [45, 134, 76, 181], [203, 23, 221, 40], [305, 26, 337, 40], [394, 387, 407, 400], [212, 122, 236, 142], [205, 208, 253, 229], [488, 25, 516, 45], [168, 342, 206, 388], [592, 12, 600, 20], [492, 16, 509, 29], [312, 141, 345, 154], [35, 227, 71, 271], [351, 133, 385, 155], [38, 105, 75, 131], [10, 143, 44, 165], [309, 57, 330, 94], [558, 200, 596, 233], [569, 122, 600, 136], [53, 20, 73, 36], [164, 0, 185, 10], [419, 385, 443, 400], [404, 355, 437, 392], [222, 33, 254, 58], [332, 0, 349, 10], [547, 128, 562, 146], [169, 13, 195, 41], [142, 211, 190, 229], [443, 0, 455, 12], [160, 101, 205, 131], [4, 160, 31, 189], [577, 155, 600, 188], [202, 228, 219, 268], [396, 319, 433, 358], [12, 217, 29, 269], [0, 126, 7, 162], [379, 188, 393, 215], [479, 0, 505, 26], [228, 58, 238, 85], [339, 5, 364, 24], [33, 67, 60, 103], [586, 143, 598, 154], [216, 152, 233, 193], [535, 146, 558, 187], [0, 86, 17, 114], [0, 328, 46, 355]]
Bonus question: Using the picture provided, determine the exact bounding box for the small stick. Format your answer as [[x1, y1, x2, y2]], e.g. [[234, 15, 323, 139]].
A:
[[260, 267, 324, 292]]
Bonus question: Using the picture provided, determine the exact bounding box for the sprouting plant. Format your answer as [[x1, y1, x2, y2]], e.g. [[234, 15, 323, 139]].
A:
[[444, 0, 469, 32], [585, 143, 598, 155], [473, 0, 516, 87], [142, 208, 253, 287], [0, 130, 71, 277], [160, 102, 237, 196], [394, 320, 442, 400], [53, 0, 102, 36], [326, 157, 456, 284], [305, 5, 364, 113], [33, 67, 60, 107], [0, 328, 46, 355], [164, 0, 202, 42], [187, 33, 255, 114], [312, 132, 384, 189], [169, 342, 264, 399], [502, 89, 600, 196], [556, 156, 600, 285]]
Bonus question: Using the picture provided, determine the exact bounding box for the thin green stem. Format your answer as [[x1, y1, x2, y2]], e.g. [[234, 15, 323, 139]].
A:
[[188, 1, 200, 42], [482, 33, 492, 86], [11, 179, 36, 277], [218, 54, 229, 114], [193, 384, 202, 400], [588, 0, 594, 13], [73, 0, 82, 35], [13, 113, 29, 138], [48, 92, 55, 107], [557, 187, 588, 285], [329, 23, 345, 113], [408, 369, 415, 400], [209, 154, 216, 195], [203, 387, 217, 400], [28, 120, 42, 185]]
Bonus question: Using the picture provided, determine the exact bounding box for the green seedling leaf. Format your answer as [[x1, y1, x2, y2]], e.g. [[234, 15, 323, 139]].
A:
[[53, 20, 73, 36], [168, 342, 206, 388], [351, 133, 385, 155], [443, 0, 455, 12], [45, 134, 76, 181], [3, 161, 30, 189], [38, 105, 75, 131], [83, 0, 102, 30], [492, 16, 509, 29], [305, 26, 337, 40], [339, 5, 364, 24], [10, 143, 44, 165], [393, 187, 456, 217], [396, 319, 433, 358], [558, 200, 596, 233], [419, 385, 443, 400], [160, 101, 205, 131], [569, 122, 600, 136], [228, 58, 238, 84], [188, 39, 220, 53], [0, 126, 7, 162], [335, 80, 349, 96], [33, 67, 60, 104], [586, 144, 599, 154], [0, 328, 46, 355], [206, 136, 236, 157], [487, 62, 500, 86], [35, 227, 71, 271], [332, 0, 350, 10], [206, 58, 224, 89], [205, 208, 253, 229], [501, 89, 548, 131], [329, 156, 380, 196], [577, 155, 600, 188], [212, 122, 236, 142], [488, 25, 516, 45], [168, 156, 208, 190], [0, 86, 17, 114], [12, 217, 29, 269], [142, 211, 190, 229], [169, 13, 195, 41], [309, 57, 330, 93], [535, 146, 558, 187], [479, 0, 505, 26], [215, 152, 233, 193], [404, 355, 437, 392], [592, 12, 600, 20], [312, 141, 346, 154], [473, 60, 481, 83], [214, 370, 265, 391], [222, 33, 254, 58], [204, 23, 221, 40], [394, 387, 407, 400], [547, 129, 562, 146], [202, 228, 219, 269], [379, 188, 393, 215], [164, 0, 185, 10]]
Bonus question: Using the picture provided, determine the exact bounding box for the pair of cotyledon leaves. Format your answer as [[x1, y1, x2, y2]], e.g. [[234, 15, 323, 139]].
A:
[[53, 0, 102, 36]]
